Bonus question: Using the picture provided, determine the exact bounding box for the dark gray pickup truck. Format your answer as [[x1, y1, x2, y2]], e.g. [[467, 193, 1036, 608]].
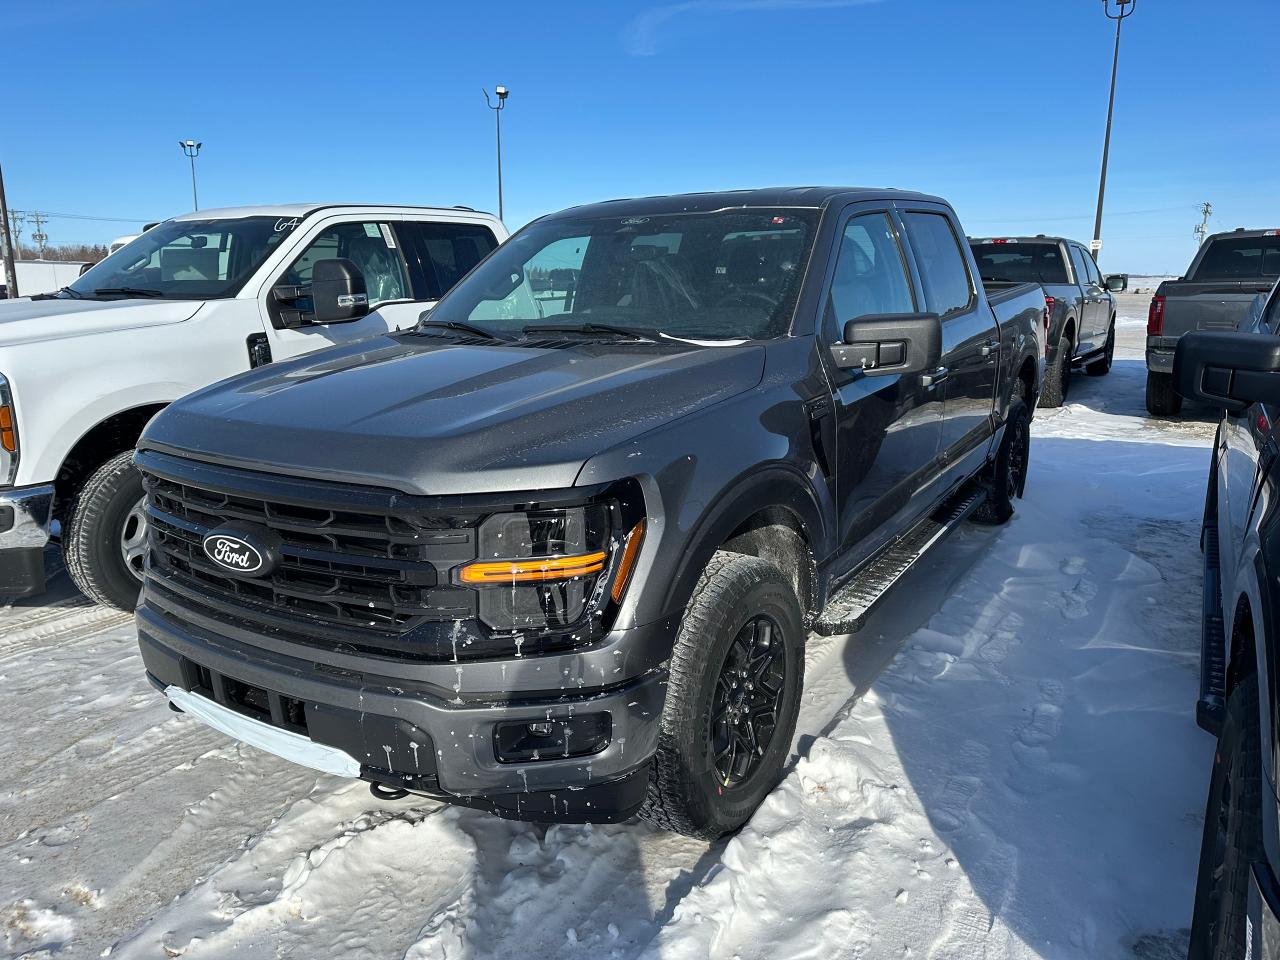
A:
[[1147, 228, 1280, 415], [133, 187, 1045, 837], [970, 235, 1124, 407]]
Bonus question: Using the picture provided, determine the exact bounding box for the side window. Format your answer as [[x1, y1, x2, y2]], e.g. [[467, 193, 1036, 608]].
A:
[[1068, 245, 1091, 286], [284, 222, 409, 309], [1082, 249, 1102, 285], [404, 222, 499, 299], [902, 212, 973, 317], [470, 235, 589, 323], [825, 213, 915, 340]]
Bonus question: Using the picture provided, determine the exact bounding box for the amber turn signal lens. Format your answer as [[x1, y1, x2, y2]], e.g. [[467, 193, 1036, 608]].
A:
[[610, 520, 646, 603], [459, 551, 608, 584], [0, 405, 14, 454]]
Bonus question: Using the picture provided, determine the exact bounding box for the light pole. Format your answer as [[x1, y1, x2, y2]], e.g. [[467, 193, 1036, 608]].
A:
[[179, 139, 202, 211], [482, 86, 509, 220], [1091, 0, 1136, 261]]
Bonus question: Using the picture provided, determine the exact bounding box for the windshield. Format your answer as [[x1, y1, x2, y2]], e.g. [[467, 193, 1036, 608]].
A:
[[1191, 236, 1280, 281], [969, 242, 1069, 284], [67, 216, 299, 299], [427, 208, 819, 340]]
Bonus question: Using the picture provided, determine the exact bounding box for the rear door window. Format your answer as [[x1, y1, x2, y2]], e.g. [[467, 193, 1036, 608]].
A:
[[970, 242, 1069, 284], [401, 222, 499, 299], [1193, 236, 1280, 281], [1067, 245, 1091, 286], [902, 212, 974, 316]]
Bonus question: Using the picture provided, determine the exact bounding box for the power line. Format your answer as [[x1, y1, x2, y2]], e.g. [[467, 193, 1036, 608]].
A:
[[967, 204, 1198, 225], [9, 208, 155, 223]]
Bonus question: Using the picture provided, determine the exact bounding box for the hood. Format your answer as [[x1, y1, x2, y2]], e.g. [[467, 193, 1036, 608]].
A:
[[0, 297, 204, 347], [142, 336, 766, 494]]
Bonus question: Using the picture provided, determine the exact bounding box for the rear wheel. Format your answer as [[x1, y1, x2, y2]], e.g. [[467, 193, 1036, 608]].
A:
[[1085, 320, 1115, 376], [63, 450, 148, 611], [974, 397, 1030, 525], [1038, 335, 1072, 408], [1145, 370, 1183, 417], [1188, 674, 1261, 960], [639, 552, 804, 839]]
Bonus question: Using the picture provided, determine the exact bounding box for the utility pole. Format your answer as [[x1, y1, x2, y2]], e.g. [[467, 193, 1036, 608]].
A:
[[1091, 0, 1137, 263], [28, 210, 47, 259], [1194, 202, 1212, 249], [7, 210, 24, 257], [482, 86, 510, 220], [0, 163, 16, 298]]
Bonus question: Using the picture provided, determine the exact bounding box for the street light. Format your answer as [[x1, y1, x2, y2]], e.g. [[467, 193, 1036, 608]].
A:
[[482, 86, 509, 220], [1091, 0, 1137, 262], [179, 139, 203, 211]]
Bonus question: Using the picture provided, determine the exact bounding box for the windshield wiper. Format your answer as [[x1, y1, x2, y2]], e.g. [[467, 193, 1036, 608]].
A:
[[93, 286, 165, 299], [31, 285, 86, 301], [521, 322, 659, 343], [414, 318, 509, 341]]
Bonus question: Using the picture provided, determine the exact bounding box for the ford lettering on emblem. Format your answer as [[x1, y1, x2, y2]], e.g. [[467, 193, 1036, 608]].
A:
[[202, 532, 267, 575]]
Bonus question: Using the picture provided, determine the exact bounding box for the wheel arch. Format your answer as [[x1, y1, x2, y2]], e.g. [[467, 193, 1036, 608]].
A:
[[53, 403, 167, 521]]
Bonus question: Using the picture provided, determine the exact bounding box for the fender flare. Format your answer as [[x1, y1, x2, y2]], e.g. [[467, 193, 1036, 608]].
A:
[[656, 462, 829, 623]]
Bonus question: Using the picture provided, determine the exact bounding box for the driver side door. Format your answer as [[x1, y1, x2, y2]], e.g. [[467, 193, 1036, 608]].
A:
[[259, 218, 417, 362], [822, 205, 944, 578]]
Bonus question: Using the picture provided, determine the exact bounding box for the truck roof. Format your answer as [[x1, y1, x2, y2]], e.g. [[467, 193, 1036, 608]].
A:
[[551, 186, 947, 220], [1203, 228, 1280, 242], [169, 203, 497, 222]]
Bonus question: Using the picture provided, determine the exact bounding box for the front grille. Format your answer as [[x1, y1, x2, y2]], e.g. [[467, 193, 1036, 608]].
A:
[[138, 450, 613, 662]]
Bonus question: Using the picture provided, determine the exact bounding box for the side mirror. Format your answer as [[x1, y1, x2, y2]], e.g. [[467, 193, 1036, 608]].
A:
[[1174, 331, 1280, 413], [1105, 273, 1127, 293], [311, 258, 369, 323], [833, 312, 941, 376], [78, 262, 96, 277]]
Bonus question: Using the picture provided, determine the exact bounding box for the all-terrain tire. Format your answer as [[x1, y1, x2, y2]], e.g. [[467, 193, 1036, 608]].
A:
[[1085, 320, 1115, 376], [973, 397, 1030, 525], [639, 551, 804, 839], [1188, 674, 1261, 960], [1145, 370, 1183, 417], [64, 450, 148, 611], [1038, 334, 1072, 408]]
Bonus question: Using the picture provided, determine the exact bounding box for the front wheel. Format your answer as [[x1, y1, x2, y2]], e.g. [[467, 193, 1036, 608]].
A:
[[1085, 321, 1115, 376], [974, 397, 1030, 525], [1188, 675, 1261, 959], [64, 450, 148, 611], [639, 552, 804, 839], [1145, 370, 1183, 417]]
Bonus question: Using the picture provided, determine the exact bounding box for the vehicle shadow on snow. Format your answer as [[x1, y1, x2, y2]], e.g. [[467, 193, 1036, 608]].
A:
[[840, 436, 1212, 958], [1058, 357, 1218, 430]]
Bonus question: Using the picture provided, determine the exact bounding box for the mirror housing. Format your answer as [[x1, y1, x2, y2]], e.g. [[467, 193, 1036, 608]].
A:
[[833, 312, 941, 376], [311, 258, 369, 323], [1174, 331, 1280, 413], [1105, 273, 1128, 293]]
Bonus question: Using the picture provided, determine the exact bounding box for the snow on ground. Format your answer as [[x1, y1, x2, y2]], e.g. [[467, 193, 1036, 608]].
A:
[[2, 293, 1217, 959]]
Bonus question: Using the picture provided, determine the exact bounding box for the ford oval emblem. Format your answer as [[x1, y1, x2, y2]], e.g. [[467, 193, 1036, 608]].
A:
[[202, 531, 269, 576]]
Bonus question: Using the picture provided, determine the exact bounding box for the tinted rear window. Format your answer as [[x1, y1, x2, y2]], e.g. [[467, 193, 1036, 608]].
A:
[[970, 242, 1069, 284], [1192, 236, 1280, 281]]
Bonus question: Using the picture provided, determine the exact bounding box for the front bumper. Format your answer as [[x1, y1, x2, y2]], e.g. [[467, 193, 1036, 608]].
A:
[[137, 597, 672, 823], [0, 484, 54, 597]]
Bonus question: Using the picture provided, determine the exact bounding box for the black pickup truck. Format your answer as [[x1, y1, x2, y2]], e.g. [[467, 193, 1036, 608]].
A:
[[134, 187, 1046, 838]]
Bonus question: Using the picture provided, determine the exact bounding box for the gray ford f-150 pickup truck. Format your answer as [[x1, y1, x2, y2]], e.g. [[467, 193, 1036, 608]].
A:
[[133, 187, 1046, 838], [970, 235, 1124, 407], [1147, 228, 1280, 416]]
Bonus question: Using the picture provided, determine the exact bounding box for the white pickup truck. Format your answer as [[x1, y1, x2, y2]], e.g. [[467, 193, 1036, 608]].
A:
[[0, 203, 507, 608]]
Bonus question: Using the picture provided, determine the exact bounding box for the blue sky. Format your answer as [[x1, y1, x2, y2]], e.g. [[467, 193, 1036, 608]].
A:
[[4, 0, 1276, 273]]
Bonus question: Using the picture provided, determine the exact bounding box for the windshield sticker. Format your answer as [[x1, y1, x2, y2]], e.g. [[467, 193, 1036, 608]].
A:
[[273, 217, 300, 233], [621, 217, 649, 225], [379, 223, 397, 249], [363, 223, 381, 239]]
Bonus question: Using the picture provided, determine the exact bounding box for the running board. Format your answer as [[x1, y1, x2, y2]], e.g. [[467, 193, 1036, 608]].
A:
[[813, 485, 987, 636], [1197, 524, 1227, 736]]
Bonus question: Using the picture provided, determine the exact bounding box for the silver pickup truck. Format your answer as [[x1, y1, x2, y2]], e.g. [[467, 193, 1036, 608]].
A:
[[970, 236, 1124, 407], [1147, 228, 1280, 415]]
